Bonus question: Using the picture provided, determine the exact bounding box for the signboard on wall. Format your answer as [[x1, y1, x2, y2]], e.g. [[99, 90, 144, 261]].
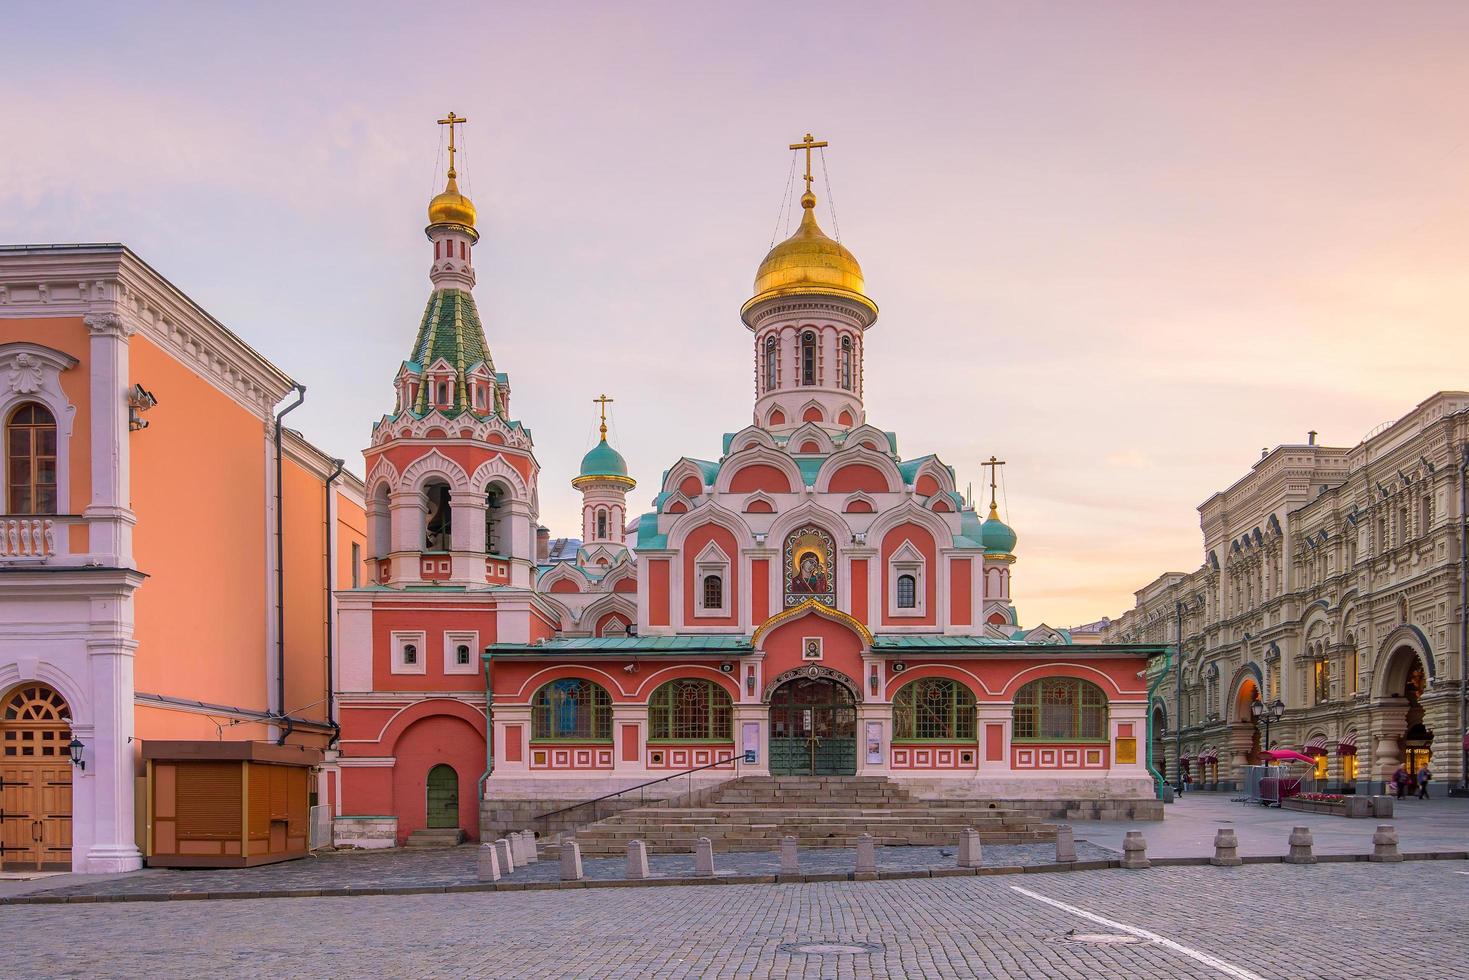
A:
[[866, 721, 883, 764], [742, 722, 759, 763], [1115, 737, 1137, 764]]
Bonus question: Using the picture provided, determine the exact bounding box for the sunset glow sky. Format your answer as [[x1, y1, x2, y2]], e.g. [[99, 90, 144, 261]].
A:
[[8, 2, 1469, 626]]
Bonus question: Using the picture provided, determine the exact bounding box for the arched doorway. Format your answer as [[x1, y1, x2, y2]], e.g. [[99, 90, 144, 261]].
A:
[[1, 684, 73, 870], [1233, 676, 1262, 763], [768, 672, 857, 775], [425, 764, 459, 830], [1389, 650, 1434, 783]]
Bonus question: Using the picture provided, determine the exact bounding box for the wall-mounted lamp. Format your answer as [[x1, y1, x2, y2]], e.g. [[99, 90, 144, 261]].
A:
[[127, 384, 158, 431], [68, 736, 85, 770]]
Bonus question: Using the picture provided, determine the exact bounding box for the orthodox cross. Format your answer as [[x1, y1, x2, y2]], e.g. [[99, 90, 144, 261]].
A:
[[593, 393, 614, 441], [438, 111, 468, 178], [982, 455, 1006, 511], [789, 133, 829, 195]]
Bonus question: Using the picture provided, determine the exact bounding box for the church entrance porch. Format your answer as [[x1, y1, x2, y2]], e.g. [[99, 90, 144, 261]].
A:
[[768, 676, 857, 776]]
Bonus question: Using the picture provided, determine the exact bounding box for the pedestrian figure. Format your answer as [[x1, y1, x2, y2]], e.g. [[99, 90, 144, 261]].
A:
[[1416, 764, 1432, 800], [1391, 765, 1409, 800]]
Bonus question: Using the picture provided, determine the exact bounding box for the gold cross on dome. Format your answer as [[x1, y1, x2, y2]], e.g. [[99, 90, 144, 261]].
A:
[[438, 111, 468, 178], [593, 393, 614, 440], [789, 132, 829, 195], [981, 455, 1006, 511]]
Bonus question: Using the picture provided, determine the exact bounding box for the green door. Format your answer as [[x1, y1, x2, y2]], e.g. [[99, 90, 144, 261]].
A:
[[769, 677, 857, 775], [425, 764, 459, 829]]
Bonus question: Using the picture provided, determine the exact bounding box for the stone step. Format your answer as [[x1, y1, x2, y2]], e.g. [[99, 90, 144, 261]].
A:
[[405, 828, 465, 847]]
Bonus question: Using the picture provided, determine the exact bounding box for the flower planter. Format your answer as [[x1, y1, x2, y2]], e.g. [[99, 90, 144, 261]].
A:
[[1282, 796, 1373, 818]]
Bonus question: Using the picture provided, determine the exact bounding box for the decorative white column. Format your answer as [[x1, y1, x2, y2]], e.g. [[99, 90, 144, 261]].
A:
[[388, 490, 426, 581], [84, 634, 143, 872], [451, 496, 487, 584], [505, 500, 534, 587], [82, 312, 137, 568]]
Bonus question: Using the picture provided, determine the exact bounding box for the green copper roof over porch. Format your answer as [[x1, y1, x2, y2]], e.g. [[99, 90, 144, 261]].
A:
[[487, 635, 753, 656]]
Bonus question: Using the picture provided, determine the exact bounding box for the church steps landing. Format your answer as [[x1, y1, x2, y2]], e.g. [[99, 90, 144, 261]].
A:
[[540, 775, 1056, 855]]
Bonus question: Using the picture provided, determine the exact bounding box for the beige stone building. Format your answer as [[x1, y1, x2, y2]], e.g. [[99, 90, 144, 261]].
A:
[[1102, 392, 1468, 794]]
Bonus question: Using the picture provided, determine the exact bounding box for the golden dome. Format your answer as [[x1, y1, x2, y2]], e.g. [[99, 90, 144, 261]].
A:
[[743, 191, 876, 319], [428, 174, 477, 228]]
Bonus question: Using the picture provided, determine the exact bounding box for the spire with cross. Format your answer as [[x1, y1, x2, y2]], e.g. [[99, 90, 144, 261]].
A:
[[438, 111, 468, 179], [981, 455, 1006, 518], [593, 393, 614, 442], [789, 132, 829, 197]]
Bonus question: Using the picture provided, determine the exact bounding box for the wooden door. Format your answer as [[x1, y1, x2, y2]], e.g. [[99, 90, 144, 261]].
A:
[[1, 685, 74, 871]]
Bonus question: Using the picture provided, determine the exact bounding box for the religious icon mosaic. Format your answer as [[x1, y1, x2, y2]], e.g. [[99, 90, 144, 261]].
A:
[[784, 524, 837, 608]]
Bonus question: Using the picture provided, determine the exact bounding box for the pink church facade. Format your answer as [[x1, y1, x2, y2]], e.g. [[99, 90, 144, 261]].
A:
[[333, 126, 1164, 845]]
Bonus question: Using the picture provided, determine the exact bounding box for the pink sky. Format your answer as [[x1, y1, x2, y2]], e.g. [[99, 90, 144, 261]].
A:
[[7, 2, 1469, 626]]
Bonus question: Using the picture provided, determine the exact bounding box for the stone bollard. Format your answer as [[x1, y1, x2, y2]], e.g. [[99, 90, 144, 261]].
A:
[[779, 835, 801, 875], [855, 833, 877, 879], [1120, 830, 1150, 870], [626, 839, 651, 879], [521, 829, 539, 864], [508, 832, 525, 864], [1210, 828, 1242, 867], [958, 828, 983, 869], [1054, 825, 1077, 864], [494, 837, 515, 874], [1286, 826, 1316, 865], [477, 842, 502, 882], [560, 839, 584, 881], [694, 836, 716, 877], [1371, 824, 1403, 863]]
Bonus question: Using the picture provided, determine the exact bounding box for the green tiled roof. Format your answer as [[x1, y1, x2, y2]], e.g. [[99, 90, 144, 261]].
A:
[[871, 634, 1166, 654], [635, 512, 667, 549], [795, 457, 823, 486], [408, 288, 495, 416], [489, 635, 752, 656]]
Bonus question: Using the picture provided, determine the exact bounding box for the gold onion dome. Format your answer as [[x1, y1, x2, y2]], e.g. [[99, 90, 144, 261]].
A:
[[744, 191, 876, 319], [428, 174, 477, 228]]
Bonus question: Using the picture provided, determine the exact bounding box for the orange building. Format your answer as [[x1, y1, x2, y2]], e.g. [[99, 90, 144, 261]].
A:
[[0, 244, 363, 872]]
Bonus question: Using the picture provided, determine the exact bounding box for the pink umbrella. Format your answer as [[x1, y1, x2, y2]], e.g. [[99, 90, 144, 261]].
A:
[[1260, 749, 1319, 766]]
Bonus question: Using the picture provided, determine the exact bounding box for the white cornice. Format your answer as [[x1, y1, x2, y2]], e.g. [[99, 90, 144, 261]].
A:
[[0, 244, 296, 419]]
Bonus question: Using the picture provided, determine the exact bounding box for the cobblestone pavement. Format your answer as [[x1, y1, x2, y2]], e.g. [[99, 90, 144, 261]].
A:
[[3, 841, 1115, 900], [1080, 791, 1469, 858], [2, 860, 1465, 978]]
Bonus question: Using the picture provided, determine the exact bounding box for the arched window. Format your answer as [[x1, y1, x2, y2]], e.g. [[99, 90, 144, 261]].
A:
[[893, 678, 976, 740], [455, 644, 471, 666], [1012, 677, 1107, 741], [596, 508, 608, 540], [896, 574, 917, 609], [532, 679, 613, 741], [800, 331, 816, 386], [484, 484, 505, 556], [764, 335, 778, 391], [423, 481, 452, 551], [702, 574, 723, 611], [402, 644, 418, 665], [840, 336, 852, 390], [6, 403, 57, 515], [649, 678, 733, 741]]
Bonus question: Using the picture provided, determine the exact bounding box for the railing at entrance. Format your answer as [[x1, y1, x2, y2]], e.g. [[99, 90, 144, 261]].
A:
[[533, 753, 744, 825]]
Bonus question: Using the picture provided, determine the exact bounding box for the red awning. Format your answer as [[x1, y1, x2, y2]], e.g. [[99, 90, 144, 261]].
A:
[[1197, 748, 1218, 764], [1262, 749, 1320, 767], [1339, 732, 1358, 755], [1302, 735, 1330, 757]]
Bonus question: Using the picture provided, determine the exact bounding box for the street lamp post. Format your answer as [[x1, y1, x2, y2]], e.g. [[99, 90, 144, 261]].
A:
[[1250, 695, 1285, 757]]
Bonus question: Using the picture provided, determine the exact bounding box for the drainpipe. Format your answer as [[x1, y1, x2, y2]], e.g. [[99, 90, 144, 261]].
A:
[[477, 650, 495, 802], [1146, 645, 1172, 801], [274, 384, 307, 744], [324, 457, 345, 748], [1459, 442, 1468, 792], [1175, 598, 1185, 794]]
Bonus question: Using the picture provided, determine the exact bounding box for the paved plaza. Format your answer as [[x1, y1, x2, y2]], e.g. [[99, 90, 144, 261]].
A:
[[1, 860, 1465, 978], [3, 795, 1465, 977]]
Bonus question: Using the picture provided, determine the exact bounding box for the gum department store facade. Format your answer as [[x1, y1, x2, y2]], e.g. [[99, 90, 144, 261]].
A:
[[1103, 395, 1469, 795]]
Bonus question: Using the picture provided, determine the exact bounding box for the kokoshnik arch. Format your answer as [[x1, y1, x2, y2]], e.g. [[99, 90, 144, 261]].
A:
[[333, 119, 1166, 845]]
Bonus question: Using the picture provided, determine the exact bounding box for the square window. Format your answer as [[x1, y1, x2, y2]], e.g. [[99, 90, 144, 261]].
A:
[[391, 631, 427, 675], [444, 630, 479, 675]]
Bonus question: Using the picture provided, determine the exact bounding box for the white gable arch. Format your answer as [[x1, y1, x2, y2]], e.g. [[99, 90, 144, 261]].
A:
[[713, 446, 804, 495], [843, 424, 892, 455], [400, 450, 471, 493], [667, 502, 750, 551], [787, 421, 835, 454], [727, 425, 777, 454], [767, 500, 854, 544], [814, 446, 904, 494], [470, 455, 529, 500]]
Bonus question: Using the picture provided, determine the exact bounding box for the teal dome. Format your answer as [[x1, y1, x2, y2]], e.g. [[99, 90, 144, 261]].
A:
[[980, 504, 1017, 555], [579, 438, 628, 479]]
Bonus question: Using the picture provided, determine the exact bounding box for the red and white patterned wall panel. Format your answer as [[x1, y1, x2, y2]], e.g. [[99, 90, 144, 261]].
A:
[[528, 746, 616, 770], [889, 744, 980, 770], [1011, 745, 1109, 770], [645, 745, 738, 770]]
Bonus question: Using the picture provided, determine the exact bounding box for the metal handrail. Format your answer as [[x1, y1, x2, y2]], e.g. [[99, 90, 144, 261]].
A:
[[534, 753, 742, 822]]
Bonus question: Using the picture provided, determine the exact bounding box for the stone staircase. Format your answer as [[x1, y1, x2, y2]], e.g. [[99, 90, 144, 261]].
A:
[[405, 827, 465, 848], [552, 776, 1054, 856]]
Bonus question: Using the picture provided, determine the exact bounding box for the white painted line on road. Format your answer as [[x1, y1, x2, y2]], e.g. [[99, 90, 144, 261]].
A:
[[1010, 885, 1265, 980]]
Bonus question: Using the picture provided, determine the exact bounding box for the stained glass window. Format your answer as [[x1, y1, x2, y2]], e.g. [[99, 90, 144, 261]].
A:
[[532, 679, 613, 740], [649, 679, 732, 741], [1012, 677, 1107, 740], [893, 678, 976, 740]]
